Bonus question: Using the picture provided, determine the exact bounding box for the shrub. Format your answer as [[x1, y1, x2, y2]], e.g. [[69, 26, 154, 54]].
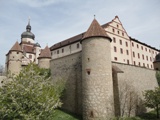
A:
[[0, 63, 65, 120]]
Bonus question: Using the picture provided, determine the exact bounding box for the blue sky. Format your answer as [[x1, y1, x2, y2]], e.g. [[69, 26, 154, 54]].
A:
[[0, 0, 160, 66]]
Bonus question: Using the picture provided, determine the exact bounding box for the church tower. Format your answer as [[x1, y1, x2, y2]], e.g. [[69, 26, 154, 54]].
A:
[[38, 46, 51, 69], [6, 41, 23, 75], [81, 18, 114, 120]]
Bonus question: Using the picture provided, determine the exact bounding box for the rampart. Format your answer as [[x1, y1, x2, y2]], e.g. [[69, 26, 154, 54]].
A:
[[50, 51, 158, 116]]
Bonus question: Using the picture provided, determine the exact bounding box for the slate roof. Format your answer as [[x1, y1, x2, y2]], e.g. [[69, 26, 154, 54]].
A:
[[82, 19, 111, 41], [38, 46, 51, 59]]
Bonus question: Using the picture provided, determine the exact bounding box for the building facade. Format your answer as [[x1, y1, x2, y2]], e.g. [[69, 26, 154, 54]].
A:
[[50, 16, 159, 70]]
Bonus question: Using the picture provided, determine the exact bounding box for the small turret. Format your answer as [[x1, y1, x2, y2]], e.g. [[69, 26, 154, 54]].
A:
[[153, 52, 160, 70], [81, 18, 113, 120], [38, 46, 51, 69], [6, 41, 23, 75]]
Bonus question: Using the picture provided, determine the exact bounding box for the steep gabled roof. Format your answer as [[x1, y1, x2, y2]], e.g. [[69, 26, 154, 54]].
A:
[[38, 46, 51, 59], [10, 41, 22, 52], [81, 18, 111, 41]]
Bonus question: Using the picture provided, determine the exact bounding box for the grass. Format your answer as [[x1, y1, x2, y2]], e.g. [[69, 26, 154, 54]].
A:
[[51, 109, 82, 120]]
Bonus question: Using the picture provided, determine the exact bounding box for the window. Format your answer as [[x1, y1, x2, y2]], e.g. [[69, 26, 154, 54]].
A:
[[120, 40, 122, 45], [114, 57, 117, 61], [126, 42, 128, 47], [29, 55, 32, 59], [17, 52, 19, 54], [126, 50, 129, 55], [112, 28, 115, 33], [117, 24, 119, 28], [114, 46, 117, 52], [117, 31, 119, 34], [139, 62, 141, 66], [151, 65, 152, 68], [122, 32, 124, 36], [150, 57, 152, 62], [146, 56, 148, 61], [113, 37, 116, 43], [142, 54, 144, 60], [133, 52, 135, 57], [132, 42, 134, 47], [120, 48, 123, 54], [143, 63, 145, 67], [149, 49, 151, 53], [145, 48, 147, 51], [137, 44, 139, 48], [62, 49, 64, 53], [152, 51, 154, 54], [141, 46, 143, 50], [57, 50, 59, 54], [138, 53, 140, 59], [147, 64, 149, 68], [77, 43, 79, 48], [134, 61, 136, 65], [127, 60, 129, 64]]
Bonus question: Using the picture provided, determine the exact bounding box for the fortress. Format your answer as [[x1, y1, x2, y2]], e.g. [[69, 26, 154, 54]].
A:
[[5, 16, 160, 119]]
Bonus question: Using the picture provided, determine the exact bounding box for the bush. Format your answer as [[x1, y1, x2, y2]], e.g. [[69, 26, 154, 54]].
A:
[[0, 63, 65, 120]]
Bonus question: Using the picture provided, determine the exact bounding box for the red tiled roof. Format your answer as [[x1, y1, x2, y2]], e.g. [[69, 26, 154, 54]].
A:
[[82, 19, 111, 41], [38, 46, 51, 59], [23, 45, 34, 53], [10, 41, 22, 52]]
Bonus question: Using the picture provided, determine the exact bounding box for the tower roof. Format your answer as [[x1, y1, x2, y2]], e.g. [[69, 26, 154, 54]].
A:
[[21, 19, 35, 40], [38, 46, 51, 59], [154, 52, 160, 63], [10, 41, 22, 52], [82, 18, 111, 41]]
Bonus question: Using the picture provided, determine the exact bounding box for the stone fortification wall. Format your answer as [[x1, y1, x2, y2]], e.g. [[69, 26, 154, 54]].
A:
[[50, 52, 158, 117], [50, 52, 82, 115], [112, 62, 158, 97], [112, 62, 158, 116]]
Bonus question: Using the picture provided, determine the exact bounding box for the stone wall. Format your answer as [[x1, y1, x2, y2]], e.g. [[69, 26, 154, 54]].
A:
[[112, 62, 158, 97], [50, 52, 82, 115], [50, 52, 158, 117]]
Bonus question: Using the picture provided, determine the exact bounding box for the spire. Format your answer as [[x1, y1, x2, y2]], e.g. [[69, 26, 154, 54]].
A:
[[38, 46, 51, 59], [10, 41, 22, 52], [82, 18, 111, 41], [26, 17, 31, 32]]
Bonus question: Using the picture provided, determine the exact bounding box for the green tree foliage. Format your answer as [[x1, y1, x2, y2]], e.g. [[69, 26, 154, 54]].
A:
[[143, 87, 160, 119], [156, 71, 160, 86], [0, 63, 65, 120]]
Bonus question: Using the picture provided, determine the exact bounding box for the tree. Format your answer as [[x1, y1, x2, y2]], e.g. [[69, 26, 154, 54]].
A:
[[0, 65, 4, 75], [143, 87, 160, 118], [0, 63, 65, 120]]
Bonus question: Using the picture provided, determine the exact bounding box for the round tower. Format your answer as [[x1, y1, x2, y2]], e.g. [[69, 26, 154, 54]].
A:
[[153, 52, 160, 70], [6, 41, 23, 75], [38, 46, 51, 69], [81, 18, 114, 120]]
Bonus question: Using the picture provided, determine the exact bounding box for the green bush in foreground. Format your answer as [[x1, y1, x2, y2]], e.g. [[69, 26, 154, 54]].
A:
[[0, 63, 65, 120]]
